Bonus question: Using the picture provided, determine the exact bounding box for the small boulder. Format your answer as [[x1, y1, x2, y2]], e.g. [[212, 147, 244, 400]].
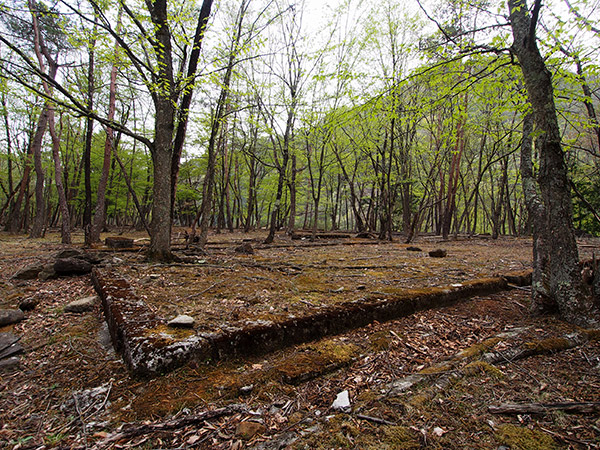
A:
[[12, 263, 44, 280], [18, 297, 39, 312], [0, 309, 25, 326], [55, 248, 85, 259], [105, 237, 134, 249], [54, 258, 92, 276], [0, 356, 20, 371], [64, 295, 98, 313], [235, 242, 254, 254], [168, 314, 195, 328], [428, 249, 447, 258], [355, 232, 375, 239], [38, 263, 57, 281], [235, 421, 266, 440], [55, 249, 102, 265], [0, 333, 23, 359]]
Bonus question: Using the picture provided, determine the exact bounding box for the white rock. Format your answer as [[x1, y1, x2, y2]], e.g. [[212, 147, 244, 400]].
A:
[[64, 295, 98, 313], [433, 426, 446, 437], [331, 390, 351, 411], [168, 314, 195, 328]]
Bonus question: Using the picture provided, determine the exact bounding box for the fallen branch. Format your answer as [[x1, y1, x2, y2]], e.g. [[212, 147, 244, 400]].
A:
[[91, 404, 247, 449], [540, 426, 600, 448], [356, 414, 397, 426], [482, 331, 591, 365], [489, 402, 600, 415]]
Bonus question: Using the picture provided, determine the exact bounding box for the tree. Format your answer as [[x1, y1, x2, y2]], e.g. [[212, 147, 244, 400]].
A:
[[194, 0, 251, 247], [0, 0, 214, 260], [508, 0, 599, 326]]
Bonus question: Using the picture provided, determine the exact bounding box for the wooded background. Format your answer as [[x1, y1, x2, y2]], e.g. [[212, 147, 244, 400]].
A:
[[0, 0, 598, 246]]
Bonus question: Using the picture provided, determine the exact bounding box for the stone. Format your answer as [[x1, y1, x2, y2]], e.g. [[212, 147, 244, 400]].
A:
[[235, 421, 266, 440], [54, 257, 93, 276], [239, 384, 254, 395], [406, 246, 422, 252], [428, 249, 447, 258], [64, 295, 98, 313], [56, 248, 102, 264], [235, 242, 254, 254], [0, 333, 20, 351], [18, 297, 38, 312], [12, 263, 44, 280], [168, 314, 195, 328], [331, 390, 351, 411], [38, 264, 57, 281], [55, 248, 85, 259], [355, 232, 375, 239], [0, 340, 23, 360], [105, 236, 134, 249], [61, 384, 111, 414], [0, 333, 22, 362], [0, 309, 25, 326], [0, 356, 20, 370]]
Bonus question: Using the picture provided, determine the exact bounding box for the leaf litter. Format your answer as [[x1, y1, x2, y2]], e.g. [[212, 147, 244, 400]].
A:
[[0, 230, 598, 449]]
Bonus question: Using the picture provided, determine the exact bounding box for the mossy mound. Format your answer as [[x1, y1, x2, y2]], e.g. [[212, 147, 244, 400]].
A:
[[463, 360, 505, 379], [496, 424, 562, 450]]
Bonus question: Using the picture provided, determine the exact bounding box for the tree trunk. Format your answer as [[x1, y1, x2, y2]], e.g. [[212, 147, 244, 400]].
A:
[[91, 9, 121, 243], [509, 0, 599, 327], [47, 111, 71, 244], [29, 104, 50, 239], [6, 121, 35, 233], [287, 153, 297, 235], [195, 2, 244, 246], [82, 18, 97, 246]]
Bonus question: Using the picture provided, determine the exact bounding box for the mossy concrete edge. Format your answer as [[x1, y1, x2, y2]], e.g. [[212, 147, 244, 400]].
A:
[[92, 267, 532, 377]]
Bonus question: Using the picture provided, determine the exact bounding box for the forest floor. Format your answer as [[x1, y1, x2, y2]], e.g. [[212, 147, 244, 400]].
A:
[[1, 229, 599, 450]]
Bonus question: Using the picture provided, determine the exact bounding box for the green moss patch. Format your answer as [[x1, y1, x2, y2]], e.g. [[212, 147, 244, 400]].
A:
[[463, 360, 504, 379], [496, 424, 562, 450]]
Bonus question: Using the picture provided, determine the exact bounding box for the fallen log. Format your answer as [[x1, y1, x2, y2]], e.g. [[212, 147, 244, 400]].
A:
[[489, 402, 600, 415], [91, 404, 247, 449]]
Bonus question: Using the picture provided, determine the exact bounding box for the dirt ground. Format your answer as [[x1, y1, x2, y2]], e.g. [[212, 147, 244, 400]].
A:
[[1, 230, 599, 449]]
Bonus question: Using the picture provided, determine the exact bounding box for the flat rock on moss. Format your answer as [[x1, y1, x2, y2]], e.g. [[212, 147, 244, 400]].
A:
[[168, 314, 195, 328], [64, 296, 98, 313]]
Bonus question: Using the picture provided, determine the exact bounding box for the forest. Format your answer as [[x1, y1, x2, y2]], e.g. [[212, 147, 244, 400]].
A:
[[0, 0, 598, 248], [1, 1, 600, 448]]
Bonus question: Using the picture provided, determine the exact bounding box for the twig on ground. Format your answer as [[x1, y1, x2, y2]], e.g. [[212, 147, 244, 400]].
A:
[[489, 402, 600, 415], [356, 414, 396, 426], [539, 426, 600, 448], [90, 404, 247, 449]]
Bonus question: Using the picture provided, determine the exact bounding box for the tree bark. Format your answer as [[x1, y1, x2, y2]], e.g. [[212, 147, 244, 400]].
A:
[[287, 152, 297, 235], [82, 18, 97, 246], [91, 10, 122, 244], [509, 0, 599, 326], [47, 111, 71, 244]]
